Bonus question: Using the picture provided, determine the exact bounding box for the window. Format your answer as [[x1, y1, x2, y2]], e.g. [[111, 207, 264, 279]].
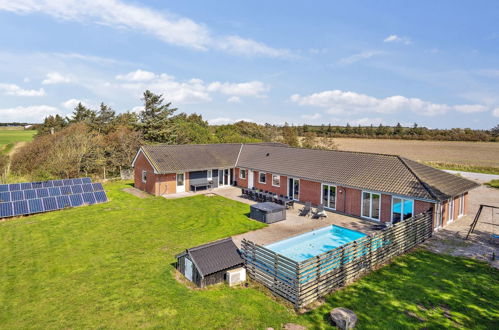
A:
[[322, 184, 336, 209], [259, 172, 266, 184], [239, 169, 247, 179], [448, 198, 454, 222], [458, 194, 464, 216], [361, 191, 381, 221], [177, 173, 184, 186], [141, 170, 147, 183], [207, 170, 212, 181], [272, 174, 280, 187], [391, 197, 414, 224]]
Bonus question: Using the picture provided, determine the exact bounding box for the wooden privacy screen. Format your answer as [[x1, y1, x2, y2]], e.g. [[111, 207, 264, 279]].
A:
[[241, 210, 433, 308]]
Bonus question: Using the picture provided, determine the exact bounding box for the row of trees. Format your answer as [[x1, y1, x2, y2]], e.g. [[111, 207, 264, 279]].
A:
[[296, 123, 499, 142]]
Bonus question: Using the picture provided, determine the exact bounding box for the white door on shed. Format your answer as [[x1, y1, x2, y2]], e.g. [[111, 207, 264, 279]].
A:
[[184, 257, 193, 281], [176, 173, 185, 193], [248, 170, 254, 189]]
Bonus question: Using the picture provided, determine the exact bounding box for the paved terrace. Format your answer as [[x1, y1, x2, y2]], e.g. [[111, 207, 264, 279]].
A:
[[211, 187, 379, 248]]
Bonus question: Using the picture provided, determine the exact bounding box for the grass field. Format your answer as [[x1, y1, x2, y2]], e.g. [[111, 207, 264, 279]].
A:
[[0, 127, 36, 153], [334, 138, 499, 173], [0, 181, 497, 329]]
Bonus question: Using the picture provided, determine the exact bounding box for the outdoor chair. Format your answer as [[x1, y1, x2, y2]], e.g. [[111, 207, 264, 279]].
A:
[[287, 200, 294, 209], [313, 204, 327, 219], [299, 201, 312, 217]]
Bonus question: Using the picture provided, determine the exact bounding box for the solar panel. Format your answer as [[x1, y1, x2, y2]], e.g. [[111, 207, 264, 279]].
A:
[[60, 186, 72, 195], [28, 199, 44, 213], [92, 183, 104, 191], [24, 189, 37, 200], [49, 187, 61, 197], [94, 191, 108, 203], [11, 191, 24, 201], [56, 195, 71, 209], [13, 200, 29, 216], [0, 177, 108, 219], [71, 185, 83, 194], [9, 183, 21, 191], [82, 183, 94, 193], [0, 202, 13, 217], [0, 191, 10, 202], [42, 197, 58, 211], [36, 188, 49, 198], [69, 194, 84, 207]]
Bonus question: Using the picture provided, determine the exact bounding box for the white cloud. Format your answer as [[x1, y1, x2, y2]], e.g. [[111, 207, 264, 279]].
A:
[[131, 105, 144, 113], [492, 108, 499, 117], [227, 96, 241, 103], [291, 89, 487, 117], [42, 72, 71, 84], [453, 104, 488, 113], [0, 105, 59, 122], [0, 83, 45, 96], [301, 113, 321, 120], [338, 51, 382, 65], [207, 117, 254, 125], [207, 81, 268, 97], [383, 34, 412, 45], [116, 69, 156, 82], [113, 70, 269, 104], [61, 98, 87, 110], [0, 0, 292, 58]]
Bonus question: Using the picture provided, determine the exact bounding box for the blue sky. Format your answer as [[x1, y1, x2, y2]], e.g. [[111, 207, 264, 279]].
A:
[[0, 1, 498, 128]]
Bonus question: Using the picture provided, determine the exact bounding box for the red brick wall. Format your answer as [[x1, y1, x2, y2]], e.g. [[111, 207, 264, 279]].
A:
[[235, 168, 249, 188], [299, 179, 321, 205], [133, 151, 178, 196], [252, 171, 288, 196], [344, 187, 361, 217], [336, 186, 346, 212], [454, 196, 460, 220], [157, 173, 176, 195], [381, 194, 392, 223], [464, 192, 469, 215]]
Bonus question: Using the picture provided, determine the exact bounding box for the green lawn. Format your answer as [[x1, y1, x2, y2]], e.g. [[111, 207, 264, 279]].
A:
[[0, 128, 36, 153], [0, 181, 497, 329]]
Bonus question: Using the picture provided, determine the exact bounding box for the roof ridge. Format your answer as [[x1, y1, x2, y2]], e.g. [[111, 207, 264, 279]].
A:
[[187, 237, 233, 252], [397, 156, 439, 201]]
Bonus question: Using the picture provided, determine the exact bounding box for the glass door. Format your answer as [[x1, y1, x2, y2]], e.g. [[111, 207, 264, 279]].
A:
[[176, 173, 185, 193], [322, 184, 336, 209], [288, 178, 300, 200]]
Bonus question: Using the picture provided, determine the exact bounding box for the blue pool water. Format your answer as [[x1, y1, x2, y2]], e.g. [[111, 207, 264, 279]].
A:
[[265, 225, 367, 262]]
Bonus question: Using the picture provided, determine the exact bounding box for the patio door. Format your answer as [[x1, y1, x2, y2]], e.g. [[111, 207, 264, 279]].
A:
[[218, 169, 230, 186], [288, 178, 300, 201], [176, 173, 185, 193], [448, 198, 454, 223], [248, 170, 254, 188], [184, 257, 193, 281], [322, 184, 336, 209]]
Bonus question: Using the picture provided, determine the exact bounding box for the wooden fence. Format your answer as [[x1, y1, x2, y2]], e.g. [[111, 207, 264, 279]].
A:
[[241, 210, 433, 308]]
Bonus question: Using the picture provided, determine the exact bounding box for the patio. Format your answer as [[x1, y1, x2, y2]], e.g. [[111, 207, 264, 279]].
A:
[[212, 186, 379, 248]]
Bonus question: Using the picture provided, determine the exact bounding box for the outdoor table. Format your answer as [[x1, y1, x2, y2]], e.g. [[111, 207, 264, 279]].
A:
[[250, 202, 286, 223]]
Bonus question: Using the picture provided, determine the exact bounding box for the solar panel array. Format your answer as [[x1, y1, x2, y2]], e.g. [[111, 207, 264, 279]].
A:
[[0, 177, 108, 219]]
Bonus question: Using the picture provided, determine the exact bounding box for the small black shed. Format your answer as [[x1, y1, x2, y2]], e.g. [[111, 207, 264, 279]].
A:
[[175, 238, 244, 287]]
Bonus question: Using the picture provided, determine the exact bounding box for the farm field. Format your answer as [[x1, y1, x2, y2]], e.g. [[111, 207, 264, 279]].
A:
[[334, 138, 499, 169], [0, 127, 36, 153], [0, 181, 497, 329]]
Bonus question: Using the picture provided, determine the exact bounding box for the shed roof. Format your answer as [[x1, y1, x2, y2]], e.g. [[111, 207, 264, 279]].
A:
[[177, 238, 243, 277]]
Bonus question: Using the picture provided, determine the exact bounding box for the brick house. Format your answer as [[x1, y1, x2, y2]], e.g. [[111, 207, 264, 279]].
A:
[[132, 143, 479, 230]]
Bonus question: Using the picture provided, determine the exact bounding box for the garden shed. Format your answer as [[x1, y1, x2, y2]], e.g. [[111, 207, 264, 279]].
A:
[[175, 238, 244, 287]]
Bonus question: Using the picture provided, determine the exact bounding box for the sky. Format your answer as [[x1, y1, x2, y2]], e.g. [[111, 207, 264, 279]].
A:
[[0, 1, 499, 128]]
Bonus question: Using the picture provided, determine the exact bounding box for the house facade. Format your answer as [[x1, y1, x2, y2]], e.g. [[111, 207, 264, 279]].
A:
[[132, 143, 478, 230]]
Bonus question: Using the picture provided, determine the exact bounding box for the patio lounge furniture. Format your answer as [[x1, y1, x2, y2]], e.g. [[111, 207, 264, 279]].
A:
[[299, 201, 312, 217], [313, 204, 327, 219]]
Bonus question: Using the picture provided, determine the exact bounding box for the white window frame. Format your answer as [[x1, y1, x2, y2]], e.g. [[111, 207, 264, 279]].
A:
[[207, 169, 212, 181], [258, 172, 266, 184], [239, 169, 247, 180], [390, 196, 415, 223], [361, 191, 381, 221], [448, 198, 455, 223], [458, 194, 464, 217], [272, 174, 280, 187], [141, 170, 147, 183], [321, 183, 337, 210]]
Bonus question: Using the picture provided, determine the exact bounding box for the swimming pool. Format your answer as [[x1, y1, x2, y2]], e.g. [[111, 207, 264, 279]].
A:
[[265, 225, 367, 262]]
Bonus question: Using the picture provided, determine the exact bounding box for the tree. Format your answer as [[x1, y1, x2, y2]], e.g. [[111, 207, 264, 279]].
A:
[[92, 102, 116, 134], [69, 103, 96, 124], [301, 132, 317, 148], [282, 123, 299, 147], [139, 90, 178, 142], [491, 124, 499, 137], [36, 114, 68, 136]]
